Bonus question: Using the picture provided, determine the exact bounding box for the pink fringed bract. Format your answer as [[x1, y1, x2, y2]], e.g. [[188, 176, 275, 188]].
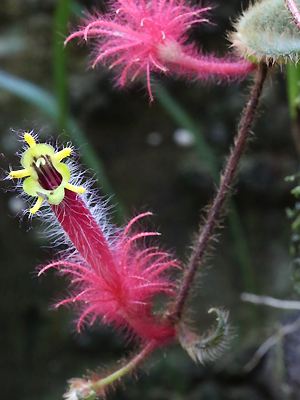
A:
[[65, 0, 255, 100], [40, 191, 179, 343]]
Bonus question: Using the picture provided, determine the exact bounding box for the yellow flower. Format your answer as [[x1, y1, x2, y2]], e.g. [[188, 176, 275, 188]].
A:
[[10, 132, 85, 214]]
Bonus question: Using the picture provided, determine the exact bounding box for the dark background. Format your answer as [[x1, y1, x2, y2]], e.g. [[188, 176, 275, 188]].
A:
[[1, 1, 299, 399]]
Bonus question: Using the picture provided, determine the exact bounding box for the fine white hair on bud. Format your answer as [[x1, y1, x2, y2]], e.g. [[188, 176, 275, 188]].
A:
[[231, 0, 300, 64]]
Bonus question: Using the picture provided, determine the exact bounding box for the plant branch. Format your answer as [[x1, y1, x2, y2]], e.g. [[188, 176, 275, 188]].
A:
[[93, 340, 156, 391], [241, 292, 300, 310], [155, 83, 256, 292], [285, 0, 300, 29], [244, 317, 300, 372], [168, 63, 268, 324]]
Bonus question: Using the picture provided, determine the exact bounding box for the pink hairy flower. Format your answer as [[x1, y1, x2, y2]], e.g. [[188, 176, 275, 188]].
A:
[[11, 133, 178, 343], [65, 0, 255, 101], [41, 202, 178, 342]]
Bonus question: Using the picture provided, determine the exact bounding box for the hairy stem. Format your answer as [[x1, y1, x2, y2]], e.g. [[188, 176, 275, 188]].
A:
[[66, 340, 158, 399], [92, 340, 157, 393], [168, 63, 268, 323], [155, 83, 256, 292], [285, 0, 300, 29]]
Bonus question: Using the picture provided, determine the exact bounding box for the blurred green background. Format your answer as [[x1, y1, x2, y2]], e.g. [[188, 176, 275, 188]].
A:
[[1, 0, 300, 399]]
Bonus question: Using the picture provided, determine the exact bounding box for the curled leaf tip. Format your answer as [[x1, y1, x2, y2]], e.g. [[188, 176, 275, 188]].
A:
[[178, 308, 232, 364]]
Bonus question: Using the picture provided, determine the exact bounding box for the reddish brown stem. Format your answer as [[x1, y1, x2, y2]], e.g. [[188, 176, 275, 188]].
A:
[[285, 0, 300, 29], [168, 63, 268, 323]]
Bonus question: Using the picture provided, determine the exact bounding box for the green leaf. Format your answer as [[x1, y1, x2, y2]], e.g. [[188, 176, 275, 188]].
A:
[[53, 0, 71, 129], [292, 185, 300, 196], [287, 64, 300, 119]]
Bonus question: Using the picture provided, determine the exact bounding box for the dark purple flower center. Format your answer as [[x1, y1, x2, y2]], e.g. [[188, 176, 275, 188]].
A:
[[32, 155, 62, 190]]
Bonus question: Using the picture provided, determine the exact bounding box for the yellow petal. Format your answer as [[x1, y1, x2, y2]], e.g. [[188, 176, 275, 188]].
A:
[[54, 148, 72, 162], [30, 196, 44, 214], [24, 132, 36, 148], [65, 183, 86, 194], [9, 169, 30, 179]]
